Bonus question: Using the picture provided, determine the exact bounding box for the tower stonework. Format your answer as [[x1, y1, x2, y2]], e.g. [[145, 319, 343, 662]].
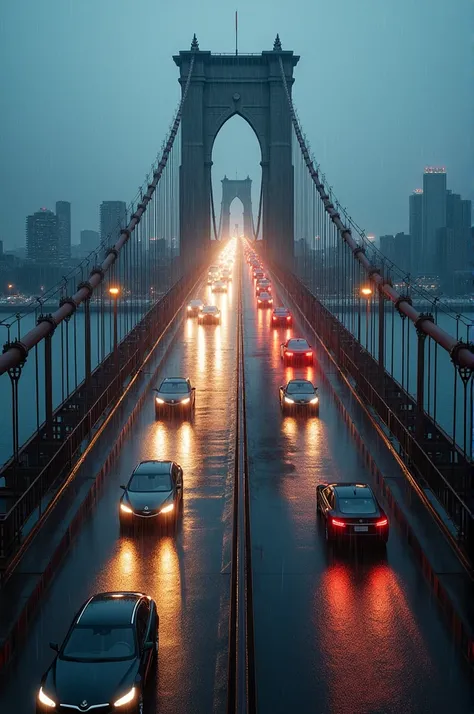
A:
[[174, 38, 299, 264], [220, 177, 254, 240]]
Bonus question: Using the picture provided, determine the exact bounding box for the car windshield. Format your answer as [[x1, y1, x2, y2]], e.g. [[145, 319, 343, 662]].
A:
[[260, 293, 270, 298], [62, 625, 136, 662], [159, 381, 189, 393], [204, 306, 218, 313], [338, 498, 377, 514], [275, 309, 289, 315], [128, 464, 171, 493], [190, 300, 202, 306], [288, 339, 309, 349], [287, 381, 314, 394]]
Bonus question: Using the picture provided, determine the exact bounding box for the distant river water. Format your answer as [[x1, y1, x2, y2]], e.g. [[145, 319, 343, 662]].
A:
[[0, 306, 471, 468]]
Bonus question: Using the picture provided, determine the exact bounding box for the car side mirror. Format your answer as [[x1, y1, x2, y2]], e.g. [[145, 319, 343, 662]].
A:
[[120, 485, 126, 490], [49, 642, 59, 652], [143, 641, 154, 651], [279, 386, 284, 390]]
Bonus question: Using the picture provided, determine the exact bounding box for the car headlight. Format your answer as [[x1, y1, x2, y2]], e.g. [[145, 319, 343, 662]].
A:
[[38, 687, 56, 708], [156, 397, 165, 404], [187, 306, 191, 311], [120, 503, 133, 514], [284, 397, 295, 404], [160, 503, 174, 514], [181, 397, 191, 404], [310, 397, 319, 404], [114, 686, 136, 707]]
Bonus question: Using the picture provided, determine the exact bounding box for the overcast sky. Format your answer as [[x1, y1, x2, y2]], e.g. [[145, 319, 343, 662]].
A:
[[0, 0, 472, 249]]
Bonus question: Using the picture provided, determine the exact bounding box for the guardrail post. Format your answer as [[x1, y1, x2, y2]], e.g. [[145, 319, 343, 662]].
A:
[[378, 288, 385, 390], [45, 333, 53, 432], [84, 297, 91, 389], [416, 328, 427, 441]]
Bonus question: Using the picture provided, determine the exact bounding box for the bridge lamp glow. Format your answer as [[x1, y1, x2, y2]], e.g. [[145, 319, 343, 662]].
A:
[[109, 287, 120, 297], [361, 287, 372, 297]]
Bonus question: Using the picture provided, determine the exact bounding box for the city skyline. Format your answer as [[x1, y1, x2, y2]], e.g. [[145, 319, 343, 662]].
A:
[[1, 0, 472, 250]]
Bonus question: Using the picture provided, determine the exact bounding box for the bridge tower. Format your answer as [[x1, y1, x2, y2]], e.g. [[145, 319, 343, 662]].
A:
[[220, 176, 254, 241], [174, 35, 299, 263]]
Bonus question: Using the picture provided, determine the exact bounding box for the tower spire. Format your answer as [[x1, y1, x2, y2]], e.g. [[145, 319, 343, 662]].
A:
[[273, 34, 282, 51], [191, 34, 199, 51]]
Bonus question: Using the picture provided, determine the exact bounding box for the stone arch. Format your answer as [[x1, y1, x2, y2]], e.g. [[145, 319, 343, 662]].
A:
[[174, 37, 299, 263], [220, 177, 254, 240]]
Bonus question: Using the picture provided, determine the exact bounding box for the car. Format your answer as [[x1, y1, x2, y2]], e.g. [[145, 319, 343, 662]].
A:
[[253, 269, 265, 279], [279, 379, 319, 413], [119, 460, 183, 530], [257, 291, 273, 308], [198, 305, 221, 324], [316, 483, 389, 546], [256, 280, 272, 296], [154, 377, 195, 417], [36, 592, 158, 714], [208, 265, 220, 277], [272, 307, 292, 326], [187, 298, 205, 316], [280, 338, 314, 364], [220, 269, 232, 282], [212, 280, 227, 293]]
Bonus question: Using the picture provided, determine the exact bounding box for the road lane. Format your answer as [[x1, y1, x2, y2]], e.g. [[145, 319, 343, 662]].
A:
[[0, 274, 238, 714], [242, 259, 474, 714]]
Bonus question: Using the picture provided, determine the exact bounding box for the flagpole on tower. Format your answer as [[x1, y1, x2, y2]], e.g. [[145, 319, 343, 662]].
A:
[[235, 11, 238, 55]]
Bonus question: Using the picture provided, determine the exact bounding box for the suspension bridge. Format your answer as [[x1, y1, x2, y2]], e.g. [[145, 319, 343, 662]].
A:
[[0, 35, 473, 714]]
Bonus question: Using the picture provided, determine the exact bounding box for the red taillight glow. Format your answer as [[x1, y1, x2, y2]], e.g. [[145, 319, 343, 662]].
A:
[[286, 316, 291, 320], [306, 351, 313, 356], [331, 518, 346, 528], [272, 317, 276, 321], [286, 351, 293, 356], [375, 518, 388, 527]]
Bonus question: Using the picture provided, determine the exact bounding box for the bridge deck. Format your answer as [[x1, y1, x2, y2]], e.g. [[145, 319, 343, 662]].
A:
[[0, 262, 472, 712]]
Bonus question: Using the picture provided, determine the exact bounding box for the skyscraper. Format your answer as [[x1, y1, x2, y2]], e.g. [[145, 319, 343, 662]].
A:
[[422, 167, 447, 273], [100, 201, 127, 244], [80, 229, 100, 254], [26, 208, 58, 263], [56, 201, 71, 262], [409, 189, 423, 275]]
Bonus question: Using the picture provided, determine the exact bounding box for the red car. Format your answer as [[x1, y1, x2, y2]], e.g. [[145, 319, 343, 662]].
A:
[[280, 338, 314, 365], [272, 307, 292, 327], [257, 291, 273, 309], [256, 280, 272, 296]]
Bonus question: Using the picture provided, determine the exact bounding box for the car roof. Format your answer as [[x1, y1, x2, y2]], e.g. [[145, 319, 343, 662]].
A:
[[287, 379, 313, 386], [274, 307, 289, 313], [331, 483, 374, 499], [190, 298, 203, 304], [77, 592, 146, 626], [203, 305, 219, 311], [134, 460, 172, 474], [161, 376, 187, 383]]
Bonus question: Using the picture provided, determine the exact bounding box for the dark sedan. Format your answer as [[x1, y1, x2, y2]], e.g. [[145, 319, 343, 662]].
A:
[[198, 305, 221, 324], [279, 379, 319, 414], [280, 337, 314, 365], [316, 482, 389, 546], [257, 291, 273, 308], [119, 460, 183, 531], [154, 377, 195, 418], [272, 307, 292, 327], [37, 591, 158, 713]]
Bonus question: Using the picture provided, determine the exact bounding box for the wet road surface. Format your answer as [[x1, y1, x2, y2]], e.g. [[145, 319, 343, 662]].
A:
[[242, 262, 474, 713], [1, 246, 474, 714], [0, 277, 238, 714]]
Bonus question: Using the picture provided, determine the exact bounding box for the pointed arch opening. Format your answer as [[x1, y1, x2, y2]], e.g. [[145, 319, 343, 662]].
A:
[[211, 114, 262, 241]]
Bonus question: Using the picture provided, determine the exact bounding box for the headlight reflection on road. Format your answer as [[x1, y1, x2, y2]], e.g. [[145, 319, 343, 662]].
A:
[[152, 538, 183, 650], [197, 324, 206, 374], [153, 421, 169, 460], [214, 325, 222, 373], [304, 416, 322, 461], [118, 540, 138, 578], [177, 421, 192, 459], [186, 316, 194, 339]]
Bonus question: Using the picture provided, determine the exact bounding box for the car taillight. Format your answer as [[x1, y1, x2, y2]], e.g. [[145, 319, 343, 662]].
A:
[[286, 316, 291, 320], [286, 351, 293, 356], [375, 518, 388, 527], [331, 518, 346, 528], [306, 351, 312, 356], [272, 316, 276, 320]]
